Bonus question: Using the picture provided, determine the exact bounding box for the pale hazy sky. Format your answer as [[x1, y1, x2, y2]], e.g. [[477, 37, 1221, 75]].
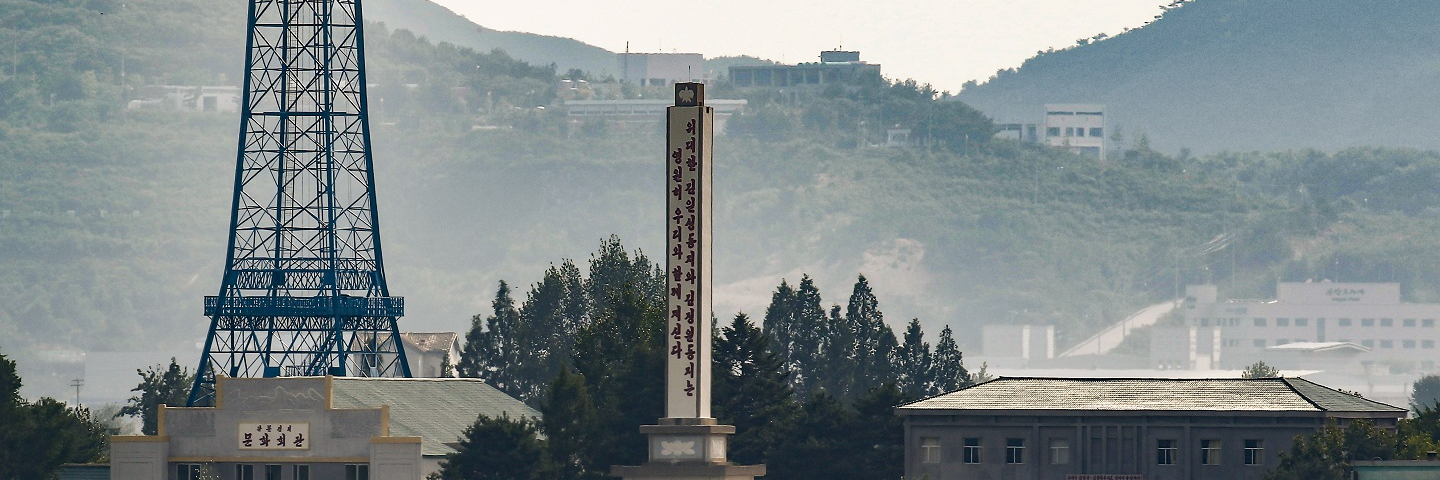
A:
[[428, 0, 1167, 93]]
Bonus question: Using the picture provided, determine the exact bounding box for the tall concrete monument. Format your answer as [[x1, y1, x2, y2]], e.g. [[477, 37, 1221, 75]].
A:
[[612, 84, 765, 480]]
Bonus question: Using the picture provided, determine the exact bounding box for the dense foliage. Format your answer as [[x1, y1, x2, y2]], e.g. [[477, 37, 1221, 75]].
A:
[[116, 358, 193, 435], [0, 349, 107, 480]]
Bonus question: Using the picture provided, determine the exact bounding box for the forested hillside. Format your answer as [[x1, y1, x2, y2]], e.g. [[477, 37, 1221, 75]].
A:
[[6, 0, 1440, 401], [957, 0, 1440, 153]]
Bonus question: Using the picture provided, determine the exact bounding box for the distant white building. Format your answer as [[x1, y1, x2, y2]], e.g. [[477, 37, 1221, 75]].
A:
[[563, 98, 747, 134], [1043, 104, 1105, 160], [980, 325, 1054, 368], [127, 85, 241, 113], [1183, 282, 1440, 370], [618, 52, 706, 86]]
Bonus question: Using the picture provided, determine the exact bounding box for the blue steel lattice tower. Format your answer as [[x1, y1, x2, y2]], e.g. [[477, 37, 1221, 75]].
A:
[[188, 0, 410, 406]]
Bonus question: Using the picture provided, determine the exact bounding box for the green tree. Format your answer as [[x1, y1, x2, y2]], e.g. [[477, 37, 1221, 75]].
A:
[[931, 325, 969, 392], [571, 286, 664, 470], [1265, 420, 1399, 480], [845, 275, 897, 396], [845, 383, 909, 480], [1243, 360, 1281, 379], [0, 349, 106, 480], [117, 357, 192, 435], [766, 392, 854, 480], [540, 368, 598, 480], [714, 313, 800, 465], [1409, 374, 1440, 412], [763, 275, 828, 399], [459, 281, 529, 399], [896, 319, 934, 398], [436, 413, 553, 480]]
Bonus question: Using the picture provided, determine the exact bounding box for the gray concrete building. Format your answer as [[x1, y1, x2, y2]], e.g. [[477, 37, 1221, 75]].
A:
[[110, 376, 538, 480], [898, 377, 1405, 480]]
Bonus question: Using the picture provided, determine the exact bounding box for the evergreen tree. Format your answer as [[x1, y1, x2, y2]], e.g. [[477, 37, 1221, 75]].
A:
[[571, 286, 665, 470], [1410, 374, 1440, 412], [1265, 420, 1399, 480], [846, 383, 909, 480], [1242, 360, 1281, 379], [816, 303, 858, 401], [931, 325, 969, 392], [845, 275, 897, 398], [714, 313, 800, 465], [586, 235, 663, 317], [517, 266, 570, 401], [0, 349, 106, 480], [458, 281, 529, 400], [437, 413, 553, 480], [117, 358, 192, 435], [541, 368, 599, 480], [896, 319, 934, 398], [766, 392, 855, 480], [762, 280, 798, 377], [766, 275, 829, 399]]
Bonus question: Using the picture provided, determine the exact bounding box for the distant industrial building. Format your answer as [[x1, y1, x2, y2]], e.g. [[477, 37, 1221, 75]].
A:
[[899, 377, 1405, 480], [618, 52, 706, 86], [727, 50, 882, 96], [110, 376, 538, 480], [126, 86, 241, 113], [1044, 103, 1106, 160], [563, 98, 747, 134], [980, 325, 1055, 368], [1182, 282, 1440, 369]]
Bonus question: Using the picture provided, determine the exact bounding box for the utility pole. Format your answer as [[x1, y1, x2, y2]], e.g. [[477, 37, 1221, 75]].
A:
[[70, 378, 83, 406]]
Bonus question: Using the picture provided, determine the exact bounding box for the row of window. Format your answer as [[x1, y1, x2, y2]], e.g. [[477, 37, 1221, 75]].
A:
[[1251, 339, 1436, 349], [1045, 127, 1103, 138], [178, 464, 367, 480], [920, 438, 1264, 466], [1207, 317, 1440, 328]]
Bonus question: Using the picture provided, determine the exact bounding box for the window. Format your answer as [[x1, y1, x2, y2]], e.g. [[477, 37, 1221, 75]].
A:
[[1276, 318, 1290, 327], [1157, 439, 1177, 465], [1381, 318, 1394, 327], [293, 465, 310, 480], [1244, 439, 1264, 465], [1006, 438, 1025, 464], [1089, 127, 1103, 137], [1424, 340, 1435, 349], [921, 437, 941, 464], [1363, 318, 1376, 326], [1065, 127, 1075, 136], [1362, 339, 1375, 348], [1254, 318, 1267, 327], [1381, 340, 1394, 349], [346, 465, 369, 480], [236, 465, 255, 480], [1339, 318, 1352, 326], [1047, 127, 1060, 137], [265, 465, 282, 480], [1253, 339, 1266, 347], [1050, 439, 1070, 465], [1201, 439, 1222, 465], [1405, 318, 1417, 327], [963, 438, 983, 464], [178, 465, 202, 480], [1295, 318, 1308, 327], [1424, 319, 1436, 328], [1405, 340, 1417, 349]]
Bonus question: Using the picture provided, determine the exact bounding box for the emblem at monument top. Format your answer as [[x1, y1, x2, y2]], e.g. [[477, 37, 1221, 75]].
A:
[[665, 82, 713, 419]]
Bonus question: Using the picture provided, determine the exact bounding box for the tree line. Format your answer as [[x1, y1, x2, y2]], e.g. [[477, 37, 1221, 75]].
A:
[[0, 348, 106, 480], [441, 236, 975, 480]]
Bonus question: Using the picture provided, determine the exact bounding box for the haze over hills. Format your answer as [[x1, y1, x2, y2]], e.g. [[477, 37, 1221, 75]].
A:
[[957, 0, 1440, 154]]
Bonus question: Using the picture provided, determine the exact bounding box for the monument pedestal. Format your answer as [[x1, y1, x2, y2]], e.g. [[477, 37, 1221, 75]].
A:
[[611, 418, 765, 480]]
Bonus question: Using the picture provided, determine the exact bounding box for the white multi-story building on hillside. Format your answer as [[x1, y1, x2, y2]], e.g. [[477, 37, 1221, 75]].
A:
[[1182, 282, 1440, 370], [1043, 104, 1105, 160]]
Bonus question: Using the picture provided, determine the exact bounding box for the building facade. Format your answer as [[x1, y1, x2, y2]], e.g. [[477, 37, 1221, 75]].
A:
[[618, 53, 706, 86], [728, 51, 882, 93], [110, 376, 539, 480], [1183, 283, 1440, 369], [1044, 104, 1106, 160], [898, 377, 1405, 480]]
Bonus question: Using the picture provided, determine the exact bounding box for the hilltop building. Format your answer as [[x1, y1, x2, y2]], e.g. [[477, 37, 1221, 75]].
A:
[[562, 98, 747, 134], [126, 86, 241, 113], [110, 376, 538, 480], [618, 52, 706, 86], [728, 50, 882, 98], [1182, 282, 1440, 370], [1044, 103, 1106, 159], [899, 377, 1405, 480]]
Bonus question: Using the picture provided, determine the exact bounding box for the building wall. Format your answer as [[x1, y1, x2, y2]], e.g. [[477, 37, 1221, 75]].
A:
[[618, 53, 705, 86], [111, 377, 424, 480], [981, 325, 1054, 367], [905, 413, 1324, 480], [1184, 283, 1440, 368], [1044, 104, 1106, 160]]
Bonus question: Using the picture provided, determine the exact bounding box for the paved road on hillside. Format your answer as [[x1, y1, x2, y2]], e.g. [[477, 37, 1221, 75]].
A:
[[1060, 300, 1178, 357]]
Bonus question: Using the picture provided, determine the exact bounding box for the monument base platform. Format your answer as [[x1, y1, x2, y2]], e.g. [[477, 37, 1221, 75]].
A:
[[612, 418, 765, 480]]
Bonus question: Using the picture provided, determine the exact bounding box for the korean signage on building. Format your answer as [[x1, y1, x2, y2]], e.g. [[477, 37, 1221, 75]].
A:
[[664, 83, 713, 419], [1065, 475, 1142, 480], [238, 422, 309, 450]]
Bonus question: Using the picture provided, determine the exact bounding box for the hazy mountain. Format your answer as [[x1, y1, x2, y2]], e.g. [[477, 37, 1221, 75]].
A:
[[365, 0, 617, 76], [956, 0, 1440, 154]]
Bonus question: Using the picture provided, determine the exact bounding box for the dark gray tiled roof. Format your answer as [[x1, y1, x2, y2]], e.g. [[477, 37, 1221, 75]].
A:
[[898, 377, 1404, 414], [331, 378, 540, 456]]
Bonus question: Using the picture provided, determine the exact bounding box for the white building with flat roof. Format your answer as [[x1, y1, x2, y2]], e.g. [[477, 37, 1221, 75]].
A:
[[1183, 282, 1440, 370], [618, 52, 705, 87], [1043, 104, 1105, 160]]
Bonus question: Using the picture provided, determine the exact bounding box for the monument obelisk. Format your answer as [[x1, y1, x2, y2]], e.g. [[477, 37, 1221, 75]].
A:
[[611, 83, 765, 480]]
